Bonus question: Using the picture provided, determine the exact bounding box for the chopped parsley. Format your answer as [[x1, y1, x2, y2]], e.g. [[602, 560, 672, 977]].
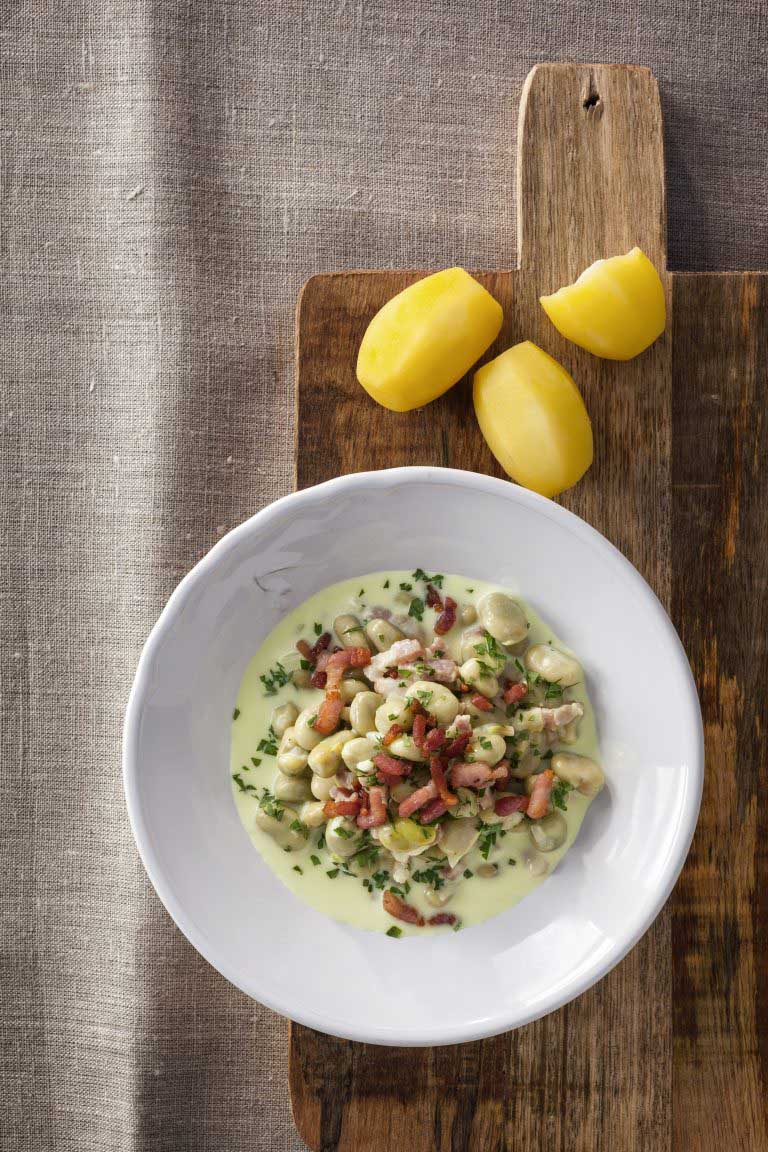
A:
[[411, 864, 445, 890], [257, 728, 278, 756], [408, 597, 425, 622], [544, 681, 565, 701], [370, 870, 390, 890], [358, 588, 365, 597], [335, 825, 354, 839], [306, 714, 317, 730], [232, 772, 257, 795], [317, 832, 325, 851], [292, 865, 303, 875], [551, 778, 573, 811], [415, 689, 433, 707], [466, 587, 474, 593], [258, 789, 284, 820], [479, 738, 492, 750], [412, 568, 443, 589], [310, 854, 321, 866], [386, 926, 403, 938], [351, 839, 381, 869], [463, 868, 473, 879], [478, 825, 500, 860], [326, 868, 340, 879], [250, 756, 262, 768], [260, 662, 291, 696], [313, 621, 322, 636], [399, 582, 413, 591], [232, 707, 240, 720], [507, 858, 517, 866], [290, 819, 309, 838]]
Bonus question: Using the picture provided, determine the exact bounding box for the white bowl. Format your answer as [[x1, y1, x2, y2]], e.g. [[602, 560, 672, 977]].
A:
[[123, 467, 702, 1046]]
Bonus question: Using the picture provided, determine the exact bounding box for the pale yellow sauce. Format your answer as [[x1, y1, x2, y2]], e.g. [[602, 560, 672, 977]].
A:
[[231, 572, 600, 936]]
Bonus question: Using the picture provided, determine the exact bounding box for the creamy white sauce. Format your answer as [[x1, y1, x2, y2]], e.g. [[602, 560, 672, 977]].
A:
[[230, 572, 600, 936]]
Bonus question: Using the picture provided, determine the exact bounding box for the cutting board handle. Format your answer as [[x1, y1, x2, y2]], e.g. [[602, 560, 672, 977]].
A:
[[517, 63, 667, 280]]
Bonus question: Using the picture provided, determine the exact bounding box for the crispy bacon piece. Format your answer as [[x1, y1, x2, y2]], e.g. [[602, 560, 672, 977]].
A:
[[427, 912, 457, 926], [382, 723, 405, 747], [296, 638, 313, 661], [492, 759, 511, 788], [373, 753, 412, 784], [323, 795, 361, 818], [325, 646, 371, 691], [365, 639, 423, 680], [424, 726, 446, 752], [450, 761, 509, 789], [313, 696, 344, 735], [411, 713, 428, 750], [310, 669, 328, 689], [419, 797, 449, 823], [397, 779, 437, 818], [503, 680, 528, 706], [434, 596, 457, 636], [425, 583, 443, 609], [357, 785, 388, 828], [443, 732, 471, 760], [527, 768, 554, 819], [470, 693, 493, 712], [429, 754, 457, 806], [495, 793, 529, 816], [383, 890, 424, 926]]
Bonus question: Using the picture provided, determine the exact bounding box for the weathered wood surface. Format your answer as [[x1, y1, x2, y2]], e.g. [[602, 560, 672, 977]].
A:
[[290, 62, 768, 1152]]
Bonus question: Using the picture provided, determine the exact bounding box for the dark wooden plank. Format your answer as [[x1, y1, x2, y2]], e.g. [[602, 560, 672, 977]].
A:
[[291, 62, 676, 1152], [671, 272, 768, 1151]]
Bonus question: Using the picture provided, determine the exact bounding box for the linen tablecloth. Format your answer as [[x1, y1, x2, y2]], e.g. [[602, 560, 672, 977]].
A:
[[1, 2, 766, 1148]]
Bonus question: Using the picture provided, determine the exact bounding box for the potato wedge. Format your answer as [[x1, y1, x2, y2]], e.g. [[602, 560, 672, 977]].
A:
[[356, 268, 503, 411]]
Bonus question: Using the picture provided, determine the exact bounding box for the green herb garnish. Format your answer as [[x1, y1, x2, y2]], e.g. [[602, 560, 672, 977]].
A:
[[257, 728, 278, 756], [412, 568, 444, 588], [313, 621, 322, 635], [463, 868, 473, 879], [399, 582, 413, 591], [326, 868, 340, 879], [258, 788, 285, 820], [383, 579, 390, 588], [478, 825, 499, 860], [260, 662, 291, 696], [293, 865, 303, 875], [232, 772, 257, 794], [411, 864, 445, 890], [310, 854, 321, 866], [232, 707, 240, 720], [250, 756, 262, 768], [551, 778, 573, 811], [386, 926, 403, 938], [408, 597, 425, 622], [544, 680, 565, 701]]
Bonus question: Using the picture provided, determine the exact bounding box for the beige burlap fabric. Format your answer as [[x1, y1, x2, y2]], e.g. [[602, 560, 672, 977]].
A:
[[1, 2, 766, 1148]]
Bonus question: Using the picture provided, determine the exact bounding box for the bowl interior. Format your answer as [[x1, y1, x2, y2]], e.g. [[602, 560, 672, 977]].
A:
[[124, 469, 702, 1045]]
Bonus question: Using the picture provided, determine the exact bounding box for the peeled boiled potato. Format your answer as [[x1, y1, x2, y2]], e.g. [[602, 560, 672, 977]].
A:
[[473, 341, 593, 498], [540, 247, 665, 360], [356, 267, 503, 412]]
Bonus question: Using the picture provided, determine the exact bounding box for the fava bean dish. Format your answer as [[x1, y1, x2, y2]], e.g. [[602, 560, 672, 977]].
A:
[[231, 572, 604, 936]]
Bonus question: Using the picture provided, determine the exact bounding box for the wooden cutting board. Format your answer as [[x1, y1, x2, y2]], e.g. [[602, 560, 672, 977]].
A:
[[290, 63, 768, 1152]]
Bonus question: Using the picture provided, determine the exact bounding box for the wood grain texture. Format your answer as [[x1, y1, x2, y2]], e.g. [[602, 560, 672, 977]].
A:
[[671, 272, 768, 1152], [291, 62, 768, 1151]]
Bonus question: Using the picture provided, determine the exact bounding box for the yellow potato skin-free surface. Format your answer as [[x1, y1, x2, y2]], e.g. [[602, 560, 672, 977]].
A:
[[356, 267, 503, 412], [540, 247, 666, 360], [473, 342, 593, 498]]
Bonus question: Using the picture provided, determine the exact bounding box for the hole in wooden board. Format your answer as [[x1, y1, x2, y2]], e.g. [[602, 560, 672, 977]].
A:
[[583, 91, 601, 109]]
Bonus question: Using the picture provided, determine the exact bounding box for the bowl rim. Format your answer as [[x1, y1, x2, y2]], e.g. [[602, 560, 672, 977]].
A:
[[123, 465, 704, 1045]]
